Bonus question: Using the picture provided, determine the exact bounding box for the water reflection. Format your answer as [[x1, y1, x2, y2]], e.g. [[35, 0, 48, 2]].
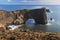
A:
[[24, 21, 60, 32], [25, 24, 47, 31]]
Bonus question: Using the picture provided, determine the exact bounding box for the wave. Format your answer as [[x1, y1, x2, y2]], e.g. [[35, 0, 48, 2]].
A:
[[46, 19, 55, 25], [7, 25, 22, 30]]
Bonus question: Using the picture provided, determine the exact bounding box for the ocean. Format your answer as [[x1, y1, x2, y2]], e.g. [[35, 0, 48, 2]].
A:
[[0, 5, 60, 32]]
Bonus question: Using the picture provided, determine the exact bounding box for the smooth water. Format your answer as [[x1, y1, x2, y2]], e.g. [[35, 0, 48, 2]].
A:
[[0, 5, 60, 32]]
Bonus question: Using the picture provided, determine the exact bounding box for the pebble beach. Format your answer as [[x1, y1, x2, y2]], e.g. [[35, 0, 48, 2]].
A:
[[0, 27, 60, 40]]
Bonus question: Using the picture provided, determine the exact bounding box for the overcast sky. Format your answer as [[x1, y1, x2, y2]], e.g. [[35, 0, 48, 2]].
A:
[[0, 0, 60, 5]]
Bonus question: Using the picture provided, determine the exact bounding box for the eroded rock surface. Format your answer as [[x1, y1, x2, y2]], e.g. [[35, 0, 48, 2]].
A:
[[0, 8, 47, 28]]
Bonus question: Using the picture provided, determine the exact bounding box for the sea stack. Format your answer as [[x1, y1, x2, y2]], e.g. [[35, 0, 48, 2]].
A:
[[24, 8, 47, 24]]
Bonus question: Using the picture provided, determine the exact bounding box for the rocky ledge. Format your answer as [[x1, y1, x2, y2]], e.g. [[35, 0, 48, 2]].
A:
[[0, 27, 60, 40]]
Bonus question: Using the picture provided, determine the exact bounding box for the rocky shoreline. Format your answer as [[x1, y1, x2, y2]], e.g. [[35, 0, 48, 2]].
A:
[[0, 27, 60, 40], [0, 8, 47, 28], [0, 8, 60, 40]]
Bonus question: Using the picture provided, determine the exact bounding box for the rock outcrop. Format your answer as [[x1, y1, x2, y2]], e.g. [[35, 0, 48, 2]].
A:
[[0, 8, 47, 28], [0, 28, 60, 40], [24, 8, 47, 24]]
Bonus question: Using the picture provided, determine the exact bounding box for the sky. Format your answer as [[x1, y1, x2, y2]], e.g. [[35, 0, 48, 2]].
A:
[[0, 0, 60, 5]]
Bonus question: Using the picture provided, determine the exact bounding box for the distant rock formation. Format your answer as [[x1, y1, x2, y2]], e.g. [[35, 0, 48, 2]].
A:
[[0, 8, 47, 28]]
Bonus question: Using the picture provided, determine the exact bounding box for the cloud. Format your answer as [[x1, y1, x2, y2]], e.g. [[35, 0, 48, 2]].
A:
[[37, 0, 60, 5], [0, 0, 60, 5], [8, 0, 11, 2]]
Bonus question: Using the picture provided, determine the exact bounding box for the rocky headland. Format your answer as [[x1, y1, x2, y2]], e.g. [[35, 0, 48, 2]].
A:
[[0, 8, 60, 40], [0, 8, 47, 28]]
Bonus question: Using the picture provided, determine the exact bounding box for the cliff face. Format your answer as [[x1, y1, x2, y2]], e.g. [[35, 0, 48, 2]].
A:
[[0, 11, 14, 25], [24, 8, 47, 24], [0, 8, 47, 27]]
